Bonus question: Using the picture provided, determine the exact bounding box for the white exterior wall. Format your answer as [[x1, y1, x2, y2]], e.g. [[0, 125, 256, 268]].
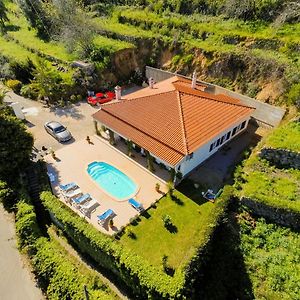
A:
[[176, 117, 251, 177]]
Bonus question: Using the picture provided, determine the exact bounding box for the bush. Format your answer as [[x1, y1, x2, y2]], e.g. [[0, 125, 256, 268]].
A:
[[70, 94, 77, 103], [0, 181, 15, 210], [20, 84, 39, 100], [40, 191, 186, 299], [15, 200, 41, 250], [6, 79, 22, 93], [162, 214, 172, 228]]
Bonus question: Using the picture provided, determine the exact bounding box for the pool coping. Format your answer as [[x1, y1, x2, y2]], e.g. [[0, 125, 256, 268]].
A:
[[85, 160, 140, 202]]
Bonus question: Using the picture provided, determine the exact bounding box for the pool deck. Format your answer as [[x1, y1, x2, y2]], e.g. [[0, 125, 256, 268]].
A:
[[45, 135, 168, 235]]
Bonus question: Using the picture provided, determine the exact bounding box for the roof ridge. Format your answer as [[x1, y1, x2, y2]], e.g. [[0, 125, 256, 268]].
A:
[[97, 109, 186, 156], [176, 90, 189, 155], [101, 90, 177, 108], [173, 83, 254, 109]]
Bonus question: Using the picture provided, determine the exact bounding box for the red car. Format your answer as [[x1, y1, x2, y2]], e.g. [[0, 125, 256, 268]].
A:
[[87, 91, 116, 106]]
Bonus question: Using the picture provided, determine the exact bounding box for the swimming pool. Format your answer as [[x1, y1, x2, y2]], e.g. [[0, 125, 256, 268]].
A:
[[87, 161, 137, 200]]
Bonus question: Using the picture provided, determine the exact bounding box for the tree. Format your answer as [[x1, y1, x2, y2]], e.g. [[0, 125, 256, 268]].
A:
[[0, 0, 9, 32], [30, 58, 63, 103], [0, 108, 33, 182]]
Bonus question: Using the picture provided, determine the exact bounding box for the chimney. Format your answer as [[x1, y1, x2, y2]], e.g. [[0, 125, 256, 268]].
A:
[[149, 77, 154, 89], [191, 70, 197, 89], [115, 85, 122, 100]]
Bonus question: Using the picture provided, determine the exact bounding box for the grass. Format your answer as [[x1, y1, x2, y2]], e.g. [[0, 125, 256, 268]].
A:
[[265, 120, 300, 152], [5, 1, 76, 62], [240, 214, 300, 300], [238, 119, 300, 213], [239, 152, 300, 214], [93, 35, 135, 52], [120, 185, 219, 270], [0, 35, 37, 62]]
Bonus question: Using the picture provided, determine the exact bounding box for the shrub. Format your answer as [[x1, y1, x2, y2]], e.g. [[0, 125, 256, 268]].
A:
[[40, 191, 186, 299], [70, 94, 77, 103], [0, 181, 15, 210], [20, 84, 39, 100], [6, 79, 22, 93], [162, 214, 172, 228], [15, 200, 41, 250]]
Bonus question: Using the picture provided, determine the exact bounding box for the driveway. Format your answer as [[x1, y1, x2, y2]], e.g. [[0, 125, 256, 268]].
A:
[[0, 206, 44, 300], [4, 91, 97, 154]]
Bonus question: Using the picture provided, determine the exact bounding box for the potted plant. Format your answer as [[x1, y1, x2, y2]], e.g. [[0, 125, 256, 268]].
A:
[[109, 219, 114, 228], [155, 183, 160, 192]]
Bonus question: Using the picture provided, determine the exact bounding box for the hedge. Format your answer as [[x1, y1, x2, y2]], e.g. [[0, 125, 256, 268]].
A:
[[40, 191, 186, 299], [15, 199, 118, 300], [33, 238, 117, 300], [40, 188, 232, 299]]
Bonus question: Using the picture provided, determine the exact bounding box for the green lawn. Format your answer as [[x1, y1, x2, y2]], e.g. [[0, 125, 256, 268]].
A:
[[239, 118, 300, 213], [120, 185, 223, 270], [93, 35, 135, 52], [0, 36, 37, 62], [5, 1, 76, 62], [240, 154, 300, 213], [265, 120, 300, 152]]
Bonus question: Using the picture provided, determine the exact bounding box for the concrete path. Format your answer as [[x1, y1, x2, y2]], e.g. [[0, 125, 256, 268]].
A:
[[0, 206, 44, 300], [4, 91, 97, 153]]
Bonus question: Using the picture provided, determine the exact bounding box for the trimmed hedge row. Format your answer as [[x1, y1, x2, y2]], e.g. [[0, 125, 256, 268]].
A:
[[40, 188, 232, 299], [41, 191, 185, 299], [15, 199, 118, 300]]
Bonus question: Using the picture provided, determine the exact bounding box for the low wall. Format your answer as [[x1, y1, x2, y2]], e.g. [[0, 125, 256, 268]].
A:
[[145, 66, 285, 127], [241, 197, 300, 230], [260, 148, 300, 169]]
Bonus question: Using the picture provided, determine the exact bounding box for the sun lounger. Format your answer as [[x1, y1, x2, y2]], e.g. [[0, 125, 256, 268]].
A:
[[128, 198, 144, 212], [72, 193, 91, 207], [80, 198, 99, 216], [97, 209, 115, 225], [63, 188, 82, 200], [47, 172, 56, 183], [202, 188, 223, 202], [59, 182, 78, 192]]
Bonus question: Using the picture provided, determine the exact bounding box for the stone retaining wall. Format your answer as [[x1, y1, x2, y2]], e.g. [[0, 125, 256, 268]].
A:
[[241, 197, 300, 230], [260, 148, 300, 169]]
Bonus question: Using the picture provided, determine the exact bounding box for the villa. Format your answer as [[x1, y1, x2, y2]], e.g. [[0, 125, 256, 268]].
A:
[[93, 74, 255, 179]]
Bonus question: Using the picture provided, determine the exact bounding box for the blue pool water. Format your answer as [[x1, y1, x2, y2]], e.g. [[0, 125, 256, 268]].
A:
[[87, 161, 137, 200]]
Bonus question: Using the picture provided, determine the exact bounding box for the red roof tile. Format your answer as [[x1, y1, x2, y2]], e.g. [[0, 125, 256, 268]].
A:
[[93, 76, 255, 166]]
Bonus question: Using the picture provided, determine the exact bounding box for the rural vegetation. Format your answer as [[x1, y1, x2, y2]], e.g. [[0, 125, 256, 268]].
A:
[[0, 0, 299, 107], [0, 0, 299, 299]]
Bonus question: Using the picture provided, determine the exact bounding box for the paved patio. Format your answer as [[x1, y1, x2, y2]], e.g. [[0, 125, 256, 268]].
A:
[[45, 136, 167, 235]]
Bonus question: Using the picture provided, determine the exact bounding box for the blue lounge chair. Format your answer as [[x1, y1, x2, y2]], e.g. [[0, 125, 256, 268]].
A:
[[97, 209, 115, 225], [59, 182, 77, 192], [72, 193, 91, 206], [128, 198, 143, 212]]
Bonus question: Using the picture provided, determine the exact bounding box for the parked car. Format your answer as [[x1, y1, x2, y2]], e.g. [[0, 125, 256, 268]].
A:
[[44, 121, 72, 142], [87, 91, 115, 106]]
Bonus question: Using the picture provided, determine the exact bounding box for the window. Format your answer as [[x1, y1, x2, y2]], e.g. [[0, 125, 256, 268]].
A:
[[226, 131, 231, 140], [232, 126, 238, 136], [216, 138, 221, 147], [209, 143, 214, 152], [240, 121, 246, 130], [187, 153, 194, 160], [220, 135, 225, 145]]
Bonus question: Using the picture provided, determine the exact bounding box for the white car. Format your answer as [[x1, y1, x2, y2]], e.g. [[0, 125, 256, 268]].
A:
[[44, 121, 72, 143]]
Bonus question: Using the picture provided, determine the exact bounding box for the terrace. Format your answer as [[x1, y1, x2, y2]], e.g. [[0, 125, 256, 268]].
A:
[[45, 136, 168, 235]]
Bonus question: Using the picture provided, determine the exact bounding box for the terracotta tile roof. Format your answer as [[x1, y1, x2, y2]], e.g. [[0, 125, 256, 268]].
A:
[[93, 76, 255, 166]]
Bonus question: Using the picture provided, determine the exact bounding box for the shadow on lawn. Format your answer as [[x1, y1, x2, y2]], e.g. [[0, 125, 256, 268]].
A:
[[177, 179, 207, 206], [191, 205, 254, 300]]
